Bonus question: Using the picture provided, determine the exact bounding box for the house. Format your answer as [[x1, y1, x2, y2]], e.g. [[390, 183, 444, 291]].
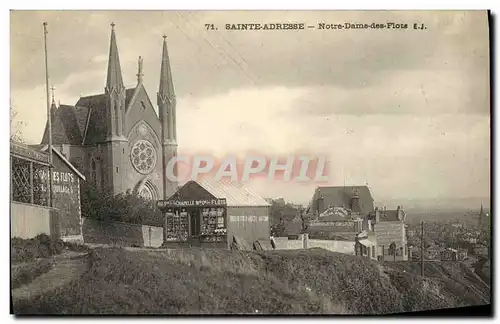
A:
[[160, 180, 271, 250], [355, 230, 378, 260], [441, 248, 458, 261], [426, 244, 442, 260], [472, 244, 489, 258], [371, 206, 409, 261]]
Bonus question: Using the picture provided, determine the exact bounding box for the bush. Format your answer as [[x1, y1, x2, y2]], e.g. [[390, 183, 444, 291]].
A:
[[11, 258, 54, 289], [11, 234, 65, 263], [80, 183, 163, 226]]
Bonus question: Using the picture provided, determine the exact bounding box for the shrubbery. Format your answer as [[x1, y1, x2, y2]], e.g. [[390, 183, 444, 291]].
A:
[[11, 234, 65, 263], [11, 234, 89, 264], [11, 258, 54, 289], [80, 182, 163, 227]]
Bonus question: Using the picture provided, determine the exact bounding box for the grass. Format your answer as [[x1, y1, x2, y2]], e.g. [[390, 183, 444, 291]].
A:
[[12, 247, 491, 315], [11, 258, 54, 289]]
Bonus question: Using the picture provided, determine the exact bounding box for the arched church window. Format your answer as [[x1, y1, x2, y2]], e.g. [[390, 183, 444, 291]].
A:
[[139, 186, 153, 200], [91, 159, 97, 184], [137, 180, 158, 201]]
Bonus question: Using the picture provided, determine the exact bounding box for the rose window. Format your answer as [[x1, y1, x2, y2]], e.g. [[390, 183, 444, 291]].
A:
[[130, 140, 157, 174]]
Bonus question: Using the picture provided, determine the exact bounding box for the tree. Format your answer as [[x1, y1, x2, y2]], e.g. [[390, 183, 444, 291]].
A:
[[10, 105, 26, 143], [80, 182, 163, 226]]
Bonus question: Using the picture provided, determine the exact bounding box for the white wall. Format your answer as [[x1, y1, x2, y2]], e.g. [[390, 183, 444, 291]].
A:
[[272, 236, 355, 255], [308, 239, 356, 255], [11, 202, 53, 239]]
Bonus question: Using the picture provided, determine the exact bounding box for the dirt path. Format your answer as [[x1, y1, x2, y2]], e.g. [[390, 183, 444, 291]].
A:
[[11, 251, 88, 301]]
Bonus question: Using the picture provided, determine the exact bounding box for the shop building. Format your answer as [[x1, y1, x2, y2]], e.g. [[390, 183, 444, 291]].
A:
[[158, 180, 271, 250]]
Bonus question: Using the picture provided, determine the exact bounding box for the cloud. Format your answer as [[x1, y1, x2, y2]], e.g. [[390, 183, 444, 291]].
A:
[[9, 10, 490, 204]]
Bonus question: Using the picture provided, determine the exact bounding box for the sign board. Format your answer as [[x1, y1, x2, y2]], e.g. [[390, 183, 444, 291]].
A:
[[158, 198, 227, 209], [308, 220, 357, 232]]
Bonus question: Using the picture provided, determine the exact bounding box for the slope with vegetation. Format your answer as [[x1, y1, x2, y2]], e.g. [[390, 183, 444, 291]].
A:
[[12, 244, 490, 315]]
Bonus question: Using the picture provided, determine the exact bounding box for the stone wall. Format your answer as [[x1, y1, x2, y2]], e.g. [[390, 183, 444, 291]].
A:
[[82, 218, 163, 247]]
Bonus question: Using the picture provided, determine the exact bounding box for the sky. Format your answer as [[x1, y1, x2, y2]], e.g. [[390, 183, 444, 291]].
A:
[[10, 10, 490, 206]]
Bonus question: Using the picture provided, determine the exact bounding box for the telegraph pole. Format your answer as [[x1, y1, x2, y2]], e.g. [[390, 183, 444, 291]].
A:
[[43, 22, 53, 208], [420, 221, 425, 277]]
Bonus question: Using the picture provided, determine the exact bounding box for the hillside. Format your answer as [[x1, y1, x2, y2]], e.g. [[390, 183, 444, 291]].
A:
[[12, 247, 490, 315]]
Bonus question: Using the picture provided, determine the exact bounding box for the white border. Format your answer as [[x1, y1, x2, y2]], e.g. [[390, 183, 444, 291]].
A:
[[2, 2, 497, 323]]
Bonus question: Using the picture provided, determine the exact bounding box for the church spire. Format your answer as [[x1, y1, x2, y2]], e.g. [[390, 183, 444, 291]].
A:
[[157, 34, 178, 202], [158, 35, 176, 104], [106, 22, 124, 93]]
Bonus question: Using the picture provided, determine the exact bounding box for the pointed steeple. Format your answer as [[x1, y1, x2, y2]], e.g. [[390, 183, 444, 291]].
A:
[[106, 22, 124, 93], [49, 85, 57, 115], [158, 35, 175, 103], [157, 34, 179, 201]]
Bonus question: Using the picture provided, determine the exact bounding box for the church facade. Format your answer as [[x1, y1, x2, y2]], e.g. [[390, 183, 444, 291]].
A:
[[40, 23, 178, 200]]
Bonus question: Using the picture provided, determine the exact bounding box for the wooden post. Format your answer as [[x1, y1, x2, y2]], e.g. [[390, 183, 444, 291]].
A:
[[29, 161, 34, 204], [43, 22, 53, 208], [421, 221, 425, 277]]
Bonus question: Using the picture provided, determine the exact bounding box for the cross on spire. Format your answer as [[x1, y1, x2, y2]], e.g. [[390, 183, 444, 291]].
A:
[[137, 56, 144, 84], [111, 22, 115, 29]]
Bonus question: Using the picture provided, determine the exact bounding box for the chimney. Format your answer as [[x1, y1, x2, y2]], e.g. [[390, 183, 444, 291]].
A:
[[375, 207, 380, 223], [397, 205, 405, 222]]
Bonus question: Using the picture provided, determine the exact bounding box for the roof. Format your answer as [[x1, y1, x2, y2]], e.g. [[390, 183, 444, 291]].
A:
[[11, 141, 50, 165], [195, 180, 271, 207], [307, 186, 374, 216], [41, 104, 83, 145], [358, 238, 375, 247], [40, 145, 86, 180], [71, 89, 136, 145]]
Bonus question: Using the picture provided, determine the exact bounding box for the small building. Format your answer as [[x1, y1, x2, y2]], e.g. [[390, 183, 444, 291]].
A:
[[11, 141, 56, 239], [458, 249, 468, 260], [472, 244, 489, 257], [355, 230, 378, 260], [10, 142, 85, 241], [440, 248, 457, 261], [371, 206, 409, 261], [159, 180, 270, 250], [40, 145, 86, 242]]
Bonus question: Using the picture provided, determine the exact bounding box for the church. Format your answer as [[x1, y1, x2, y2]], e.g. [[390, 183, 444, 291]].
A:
[[39, 23, 178, 201]]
